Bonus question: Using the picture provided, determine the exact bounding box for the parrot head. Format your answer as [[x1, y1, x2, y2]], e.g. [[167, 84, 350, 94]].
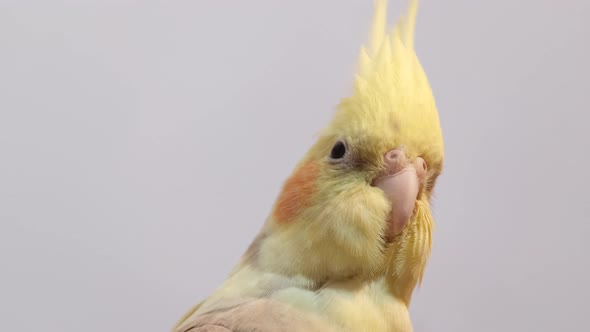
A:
[[252, 0, 443, 303]]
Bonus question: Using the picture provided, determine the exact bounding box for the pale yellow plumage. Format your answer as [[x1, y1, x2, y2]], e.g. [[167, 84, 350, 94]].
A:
[[174, 0, 443, 331]]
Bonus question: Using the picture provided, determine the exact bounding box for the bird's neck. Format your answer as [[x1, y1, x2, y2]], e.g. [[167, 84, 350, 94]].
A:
[[194, 240, 420, 331], [198, 261, 413, 332], [195, 207, 432, 331], [225, 217, 431, 307]]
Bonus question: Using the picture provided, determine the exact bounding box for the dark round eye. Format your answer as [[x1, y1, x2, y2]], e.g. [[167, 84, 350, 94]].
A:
[[329, 141, 347, 160]]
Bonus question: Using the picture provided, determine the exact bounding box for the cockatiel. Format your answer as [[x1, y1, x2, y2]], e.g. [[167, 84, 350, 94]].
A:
[[174, 0, 443, 331]]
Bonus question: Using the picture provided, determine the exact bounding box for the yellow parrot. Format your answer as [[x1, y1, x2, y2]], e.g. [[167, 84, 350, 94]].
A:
[[174, 0, 444, 330]]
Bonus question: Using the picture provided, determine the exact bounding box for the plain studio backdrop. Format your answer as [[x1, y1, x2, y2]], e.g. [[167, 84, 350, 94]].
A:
[[1, 0, 589, 331]]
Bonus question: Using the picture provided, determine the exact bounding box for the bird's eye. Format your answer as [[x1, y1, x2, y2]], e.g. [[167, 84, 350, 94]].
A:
[[329, 141, 347, 160]]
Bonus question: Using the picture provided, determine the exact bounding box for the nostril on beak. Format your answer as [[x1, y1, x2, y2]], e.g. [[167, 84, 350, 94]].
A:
[[385, 150, 401, 162], [415, 157, 428, 181], [419, 158, 427, 172]]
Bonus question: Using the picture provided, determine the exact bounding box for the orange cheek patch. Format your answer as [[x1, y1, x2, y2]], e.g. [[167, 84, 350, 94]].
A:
[[273, 161, 320, 223]]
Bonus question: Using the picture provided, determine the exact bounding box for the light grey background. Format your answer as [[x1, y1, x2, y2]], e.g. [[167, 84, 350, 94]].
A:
[[1, 1, 589, 331]]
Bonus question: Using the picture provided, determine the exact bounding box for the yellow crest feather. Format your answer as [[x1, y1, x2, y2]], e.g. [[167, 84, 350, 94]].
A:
[[325, 0, 444, 174]]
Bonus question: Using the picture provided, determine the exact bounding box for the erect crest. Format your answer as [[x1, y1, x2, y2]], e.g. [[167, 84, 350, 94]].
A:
[[324, 0, 444, 172]]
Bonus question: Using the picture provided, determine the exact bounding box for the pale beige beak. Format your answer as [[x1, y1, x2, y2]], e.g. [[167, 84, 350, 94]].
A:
[[373, 149, 427, 240]]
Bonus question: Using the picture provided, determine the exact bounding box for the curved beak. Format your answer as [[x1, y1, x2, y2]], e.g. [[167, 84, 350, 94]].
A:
[[372, 149, 427, 240]]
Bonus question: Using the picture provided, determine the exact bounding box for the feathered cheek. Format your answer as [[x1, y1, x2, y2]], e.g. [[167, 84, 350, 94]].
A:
[[332, 186, 392, 241], [273, 161, 320, 224]]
